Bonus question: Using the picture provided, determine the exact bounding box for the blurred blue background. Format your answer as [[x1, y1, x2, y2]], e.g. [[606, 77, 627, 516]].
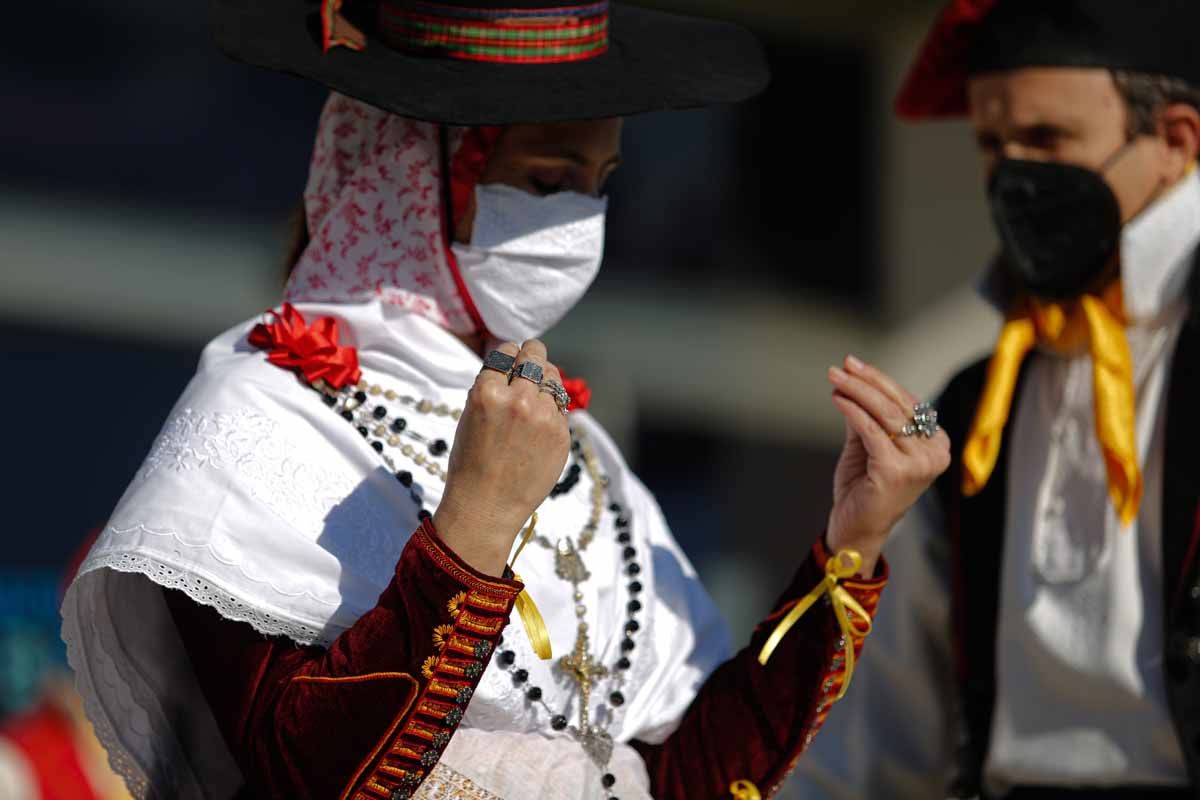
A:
[[1, 0, 1003, 795]]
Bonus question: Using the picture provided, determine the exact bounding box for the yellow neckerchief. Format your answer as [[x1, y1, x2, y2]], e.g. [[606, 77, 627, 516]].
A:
[[961, 279, 1141, 526]]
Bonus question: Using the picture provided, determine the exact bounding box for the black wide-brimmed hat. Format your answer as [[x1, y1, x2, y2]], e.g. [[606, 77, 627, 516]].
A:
[[212, 0, 769, 125], [896, 0, 1200, 120]]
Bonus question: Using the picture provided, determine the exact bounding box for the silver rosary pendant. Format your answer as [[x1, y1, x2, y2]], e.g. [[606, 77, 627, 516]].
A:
[[555, 538, 591, 584], [571, 725, 614, 769]]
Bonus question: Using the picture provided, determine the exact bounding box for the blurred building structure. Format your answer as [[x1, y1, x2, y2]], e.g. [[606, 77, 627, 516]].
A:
[[3, 1, 997, 795]]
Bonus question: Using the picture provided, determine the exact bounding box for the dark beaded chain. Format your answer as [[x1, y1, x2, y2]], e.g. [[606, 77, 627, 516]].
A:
[[314, 380, 453, 485], [493, 501, 640, 800], [549, 439, 584, 498]]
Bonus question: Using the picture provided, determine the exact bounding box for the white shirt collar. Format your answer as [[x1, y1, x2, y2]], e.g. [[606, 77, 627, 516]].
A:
[[1118, 168, 1200, 324]]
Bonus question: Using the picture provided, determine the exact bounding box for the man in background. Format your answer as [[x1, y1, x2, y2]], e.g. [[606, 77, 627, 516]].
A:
[[798, 1, 1200, 797]]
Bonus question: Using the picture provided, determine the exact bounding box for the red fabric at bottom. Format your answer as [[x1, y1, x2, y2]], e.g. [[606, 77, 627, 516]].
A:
[[1, 700, 98, 800]]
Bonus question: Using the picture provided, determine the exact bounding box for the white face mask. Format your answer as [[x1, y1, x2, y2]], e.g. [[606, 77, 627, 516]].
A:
[[452, 183, 607, 342]]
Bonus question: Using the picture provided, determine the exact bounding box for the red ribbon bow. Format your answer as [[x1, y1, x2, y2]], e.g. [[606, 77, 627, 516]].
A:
[[248, 303, 362, 389], [561, 376, 591, 412]]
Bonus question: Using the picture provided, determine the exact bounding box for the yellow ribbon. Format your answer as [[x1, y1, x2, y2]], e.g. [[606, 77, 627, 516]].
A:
[[757, 550, 871, 701], [729, 780, 762, 800], [510, 513, 552, 660], [962, 281, 1142, 526]]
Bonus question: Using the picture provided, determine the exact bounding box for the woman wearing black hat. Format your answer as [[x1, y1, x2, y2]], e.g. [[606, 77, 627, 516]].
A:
[[60, 2, 948, 798]]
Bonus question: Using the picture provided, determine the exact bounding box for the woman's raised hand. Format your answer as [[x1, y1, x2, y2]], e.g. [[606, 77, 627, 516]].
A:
[[826, 355, 951, 577], [434, 339, 572, 576]]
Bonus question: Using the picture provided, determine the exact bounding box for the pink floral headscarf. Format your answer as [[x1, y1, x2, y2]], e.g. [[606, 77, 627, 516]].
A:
[[285, 93, 500, 336]]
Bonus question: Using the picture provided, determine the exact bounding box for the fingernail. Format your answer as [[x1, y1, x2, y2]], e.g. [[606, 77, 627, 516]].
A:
[[846, 354, 865, 371], [829, 366, 848, 383]]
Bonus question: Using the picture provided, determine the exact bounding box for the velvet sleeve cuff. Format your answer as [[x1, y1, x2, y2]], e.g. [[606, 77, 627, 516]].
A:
[[755, 535, 888, 793], [811, 532, 889, 587], [410, 517, 525, 597], [634, 535, 889, 800], [342, 518, 522, 800]]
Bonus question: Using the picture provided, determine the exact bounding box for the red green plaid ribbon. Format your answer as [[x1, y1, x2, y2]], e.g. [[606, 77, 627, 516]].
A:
[[378, 0, 609, 63]]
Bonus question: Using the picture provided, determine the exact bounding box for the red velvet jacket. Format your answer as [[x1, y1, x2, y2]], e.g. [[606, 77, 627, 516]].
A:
[[164, 519, 887, 800]]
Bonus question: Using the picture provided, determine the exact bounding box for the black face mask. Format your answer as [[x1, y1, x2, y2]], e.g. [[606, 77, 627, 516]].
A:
[[987, 145, 1132, 299]]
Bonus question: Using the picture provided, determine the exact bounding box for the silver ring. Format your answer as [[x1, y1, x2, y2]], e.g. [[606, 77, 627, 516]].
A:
[[539, 380, 571, 414], [898, 402, 939, 439], [482, 350, 516, 375], [509, 361, 544, 386]]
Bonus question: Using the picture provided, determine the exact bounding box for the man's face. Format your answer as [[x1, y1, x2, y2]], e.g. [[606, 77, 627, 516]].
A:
[[454, 118, 623, 243], [967, 67, 1168, 225]]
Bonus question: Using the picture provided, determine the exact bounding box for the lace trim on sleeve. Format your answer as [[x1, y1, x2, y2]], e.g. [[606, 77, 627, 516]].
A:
[[62, 597, 154, 799], [78, 552, 338, 647]]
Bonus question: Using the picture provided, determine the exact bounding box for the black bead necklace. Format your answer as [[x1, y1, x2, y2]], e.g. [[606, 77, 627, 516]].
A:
[[492, 428, 642, 800], [316, 379, 453, 487], [491, 501, 641, 800], [550, 443, 585, 498]]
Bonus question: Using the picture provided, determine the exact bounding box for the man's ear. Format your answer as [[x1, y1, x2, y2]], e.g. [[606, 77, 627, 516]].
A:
[[1159, 101, 1200, 176]]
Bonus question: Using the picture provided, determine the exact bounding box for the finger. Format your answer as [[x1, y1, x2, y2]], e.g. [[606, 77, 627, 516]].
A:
[[930, 427, 953, 467], [518, 338, 548, 362], [844, 355, 919, 414], [476, 341, 520, 388], [830, 367, 908, 440], [934, 429, 953, 473], [541, 360, 563, 386], [510, 339, 550, 395], [535, 359, 567, 413], [832, 393, 893, 456]]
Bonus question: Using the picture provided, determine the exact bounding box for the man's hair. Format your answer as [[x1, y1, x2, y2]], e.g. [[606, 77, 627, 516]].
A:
[[1112, 70, 1200, 137]]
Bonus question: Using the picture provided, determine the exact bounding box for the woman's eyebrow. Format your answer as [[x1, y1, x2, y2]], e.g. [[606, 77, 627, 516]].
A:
[[537, 147, 622, 169]]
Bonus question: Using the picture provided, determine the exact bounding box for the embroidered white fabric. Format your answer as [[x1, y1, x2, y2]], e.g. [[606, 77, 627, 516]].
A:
[[413, 761, 506, 800], [423, 728, 652, 800]]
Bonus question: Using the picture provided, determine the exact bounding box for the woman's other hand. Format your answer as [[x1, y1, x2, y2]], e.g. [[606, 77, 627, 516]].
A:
[[826, 355, 951, 577]]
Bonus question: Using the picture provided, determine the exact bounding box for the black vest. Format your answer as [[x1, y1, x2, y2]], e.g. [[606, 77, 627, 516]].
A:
[[933, 275, 1200, 798]]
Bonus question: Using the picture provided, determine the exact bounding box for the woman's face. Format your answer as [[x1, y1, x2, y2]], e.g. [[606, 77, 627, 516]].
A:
[[454, 117, 623, 243]]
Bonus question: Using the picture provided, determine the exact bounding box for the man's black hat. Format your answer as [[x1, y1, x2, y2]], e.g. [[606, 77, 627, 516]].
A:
[[896, 0, 1200, 120], [213, 0, 769, 125]]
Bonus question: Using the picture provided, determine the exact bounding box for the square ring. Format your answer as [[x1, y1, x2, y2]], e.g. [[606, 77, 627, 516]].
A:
[[482, 350, 516, 375], [510, 361, 544, 386]]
